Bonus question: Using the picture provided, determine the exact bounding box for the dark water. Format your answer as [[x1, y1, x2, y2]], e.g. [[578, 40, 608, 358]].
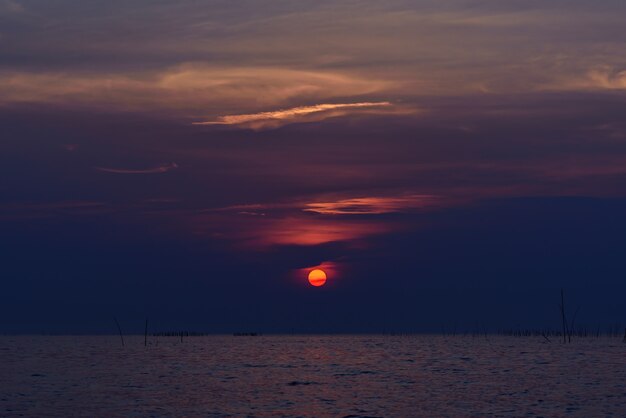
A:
[[1, 335, 625, 417]]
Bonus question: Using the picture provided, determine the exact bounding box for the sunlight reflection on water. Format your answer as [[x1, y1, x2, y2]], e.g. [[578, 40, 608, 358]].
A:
[[1, 335, 625, 417]]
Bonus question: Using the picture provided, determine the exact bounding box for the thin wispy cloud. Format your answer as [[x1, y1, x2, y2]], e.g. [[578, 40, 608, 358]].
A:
[[95, 162, 178, 174], [0, 200, 107, 220], [211, 193, 440, 216], [192, 102, 394, 129], [561, 67, 626, 91], [303, 195, 440, 215]]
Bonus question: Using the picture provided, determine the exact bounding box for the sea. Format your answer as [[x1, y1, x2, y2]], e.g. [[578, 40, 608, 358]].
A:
[[1, 335, 625, 417]]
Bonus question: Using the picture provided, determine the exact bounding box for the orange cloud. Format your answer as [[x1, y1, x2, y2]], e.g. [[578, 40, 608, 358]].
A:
[[303, 194, 439, 215], [212, 193, 440, 215], [0, 65, 394, 117], [540, 67, 626, 92], [192, 102, 394, 129], [575, 68, 626, 90]]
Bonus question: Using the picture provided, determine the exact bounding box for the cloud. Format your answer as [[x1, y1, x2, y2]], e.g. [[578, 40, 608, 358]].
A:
[[188, 193, 442, 250], [212, 193, 441, 216], [95, 162, 178, 174], [0, 65, 394, 118], [246, 217, 390, 247], [0, 201, 107, 220], [0, 0, 23, 13], [2, 1, 626, 112], [540, 67, 626, 92], [192, 102, 396, 129], [579, 68, 626, 90], [303, 194, 439, 215], [192, 213, 392, 249]]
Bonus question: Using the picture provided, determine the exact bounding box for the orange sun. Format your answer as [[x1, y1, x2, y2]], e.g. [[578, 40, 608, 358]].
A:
[[308, 269, 327, 287]]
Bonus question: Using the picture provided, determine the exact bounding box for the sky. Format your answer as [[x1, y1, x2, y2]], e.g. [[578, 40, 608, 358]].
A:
[[1, 0, 626, 334]]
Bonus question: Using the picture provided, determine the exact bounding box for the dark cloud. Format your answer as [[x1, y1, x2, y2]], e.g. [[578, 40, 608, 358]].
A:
[[95, 163, 178, 175]]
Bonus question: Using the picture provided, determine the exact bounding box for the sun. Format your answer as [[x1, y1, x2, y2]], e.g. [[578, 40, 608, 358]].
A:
[[308, 269, 327, 287]]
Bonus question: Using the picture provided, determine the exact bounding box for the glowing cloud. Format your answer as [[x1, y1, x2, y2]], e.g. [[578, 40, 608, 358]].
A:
[[303, 195, 439, 215], [251, 217, 389, 247], [192, 102, 393, 129], [548, 67, 626, 92], [0, 66, 393, 117], [191, 213, 391, 249], [190, 193, 438, 250], [577, 68, 626, 90]]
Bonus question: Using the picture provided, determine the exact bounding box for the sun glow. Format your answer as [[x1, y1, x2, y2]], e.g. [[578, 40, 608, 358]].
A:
[[308, 269, 327, 287]]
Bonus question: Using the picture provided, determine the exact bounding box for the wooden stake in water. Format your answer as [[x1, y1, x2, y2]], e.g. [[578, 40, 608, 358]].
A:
[[144, 319, 148, 347], [560, 289, 568, 344], [114, 317, 125, 347]]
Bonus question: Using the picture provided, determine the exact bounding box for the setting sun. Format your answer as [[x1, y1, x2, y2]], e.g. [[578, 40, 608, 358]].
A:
[[308, 269, 327, 287]]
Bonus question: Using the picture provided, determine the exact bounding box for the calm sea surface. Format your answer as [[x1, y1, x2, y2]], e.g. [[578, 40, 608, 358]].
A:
[[1, 335, 625, 417]]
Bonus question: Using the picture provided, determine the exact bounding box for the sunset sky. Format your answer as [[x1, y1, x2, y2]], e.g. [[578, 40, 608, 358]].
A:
[[2, 0, 626, 333]]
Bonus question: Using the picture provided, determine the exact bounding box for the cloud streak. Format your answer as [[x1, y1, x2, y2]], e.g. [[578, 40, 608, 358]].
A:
[[192, 102, 394, 129], [95, 163, 178, 174], [0, 201, 108, 220], [303, 195, 439, 215]]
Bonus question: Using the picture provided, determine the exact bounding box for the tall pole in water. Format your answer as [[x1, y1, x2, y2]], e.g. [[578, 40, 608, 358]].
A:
[[560, 289, 567, 344], [114, 317, 125, 347]]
